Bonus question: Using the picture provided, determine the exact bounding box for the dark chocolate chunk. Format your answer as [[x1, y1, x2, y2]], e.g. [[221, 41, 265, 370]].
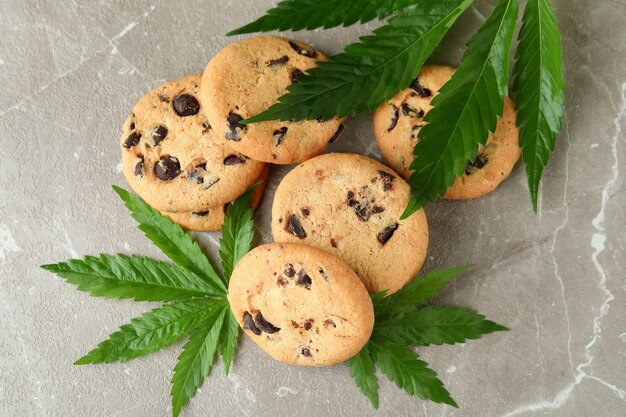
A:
[[193, 211, 209, 217], [226, 112, 246, 141], [287, 214, 307, 239], [173, 94, 200, 116], [410, 78, 432, 98], [290, 68, 304, 83], [377, 223, 399, 245], [255, 311, 281, 334], [401, 103, 424, 118], [328, 124, 345, 143], [129, 120, 135, 131], [154, 156, 181, 180], [202, 121, 211, 133], [223, 154, 246, 165], [284, 263, 296, 277], [243, 312, 261, 335], [465, 153, 488, 175], [296, 269, 312, 290], [301, 207, 310, 217], [379, 170, 395, 191], [134, 158, 143, 177], [268, 55, 289, 67], [301, 347, 312, 357], [188, 163, 206, 184], [288, 41, 316, 58], [348, 197, 370, 221], [372, 205, 385, 214], [123, 131, 141, 148], [330, 238, 338, 248], [273, 127, 288, 146], [303, 320, 313, 331], [149, 125, 168, 147], [388, 105, 399, 131]]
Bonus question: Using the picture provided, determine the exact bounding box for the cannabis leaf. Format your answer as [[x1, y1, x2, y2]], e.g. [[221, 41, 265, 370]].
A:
[[242, 0, 473, 124], [512, 0, 565, 211], [113, 186, 226, 292], [348, 266, 508, 408], [171, 306, 227, 417], [219, 187, 255, 283], [227, 0, 419, 35], [403, 0, 519, 217], [41, 254, 219, 301]]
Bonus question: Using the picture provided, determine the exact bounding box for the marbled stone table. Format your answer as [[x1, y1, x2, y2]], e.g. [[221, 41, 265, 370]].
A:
[[0, 1, 624, 416]]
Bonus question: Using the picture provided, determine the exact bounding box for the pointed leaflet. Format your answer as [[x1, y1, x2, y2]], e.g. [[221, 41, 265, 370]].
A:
[[403, 0, 519, 217], [375, 265, 471, 317], [113, 186, 226, 293], [374, 306, 508, 346], [219, 188, 255, 283], [228, 0, 418, 35], [171, 308, 226, 417], [347, 345, 379, 408], [369, 338, 457, 407], [218, 308, 240, 375], [512, 0, 565, 211], [242, 0, 473, 123], [41, 254, 219, 301], [75, 299, 223, 364]]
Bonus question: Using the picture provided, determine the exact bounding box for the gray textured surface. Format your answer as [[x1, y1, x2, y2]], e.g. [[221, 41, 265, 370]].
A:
[[1, 0, 625, 416]]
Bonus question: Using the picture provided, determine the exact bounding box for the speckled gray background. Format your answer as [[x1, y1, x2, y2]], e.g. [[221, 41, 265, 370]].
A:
[[1, 0, 625, 416]]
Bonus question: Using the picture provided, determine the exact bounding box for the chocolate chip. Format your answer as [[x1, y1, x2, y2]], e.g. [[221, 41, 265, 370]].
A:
[[379, 170, 395, 191], [388, 105, 399, 131], [243, 312, 261, 335], [134, 158, 143, 177], [148, 125, 168, 147], [284, 264, 296, 277], [223, 154, 246, 165], [202, 121, 211, 133], [301, 347, 312, 357], [303, 320, 313, 331], [173, 94, 200, 116], [154, 156, 181, 180], [188, 163, 206, 184], [273, 127, 288, 146], [129, 117, 135, 130], [348, 197, 370, 221], [301, 207, 310, 217], [377, 223, 399, 245], [410, 77, 432, 98], [328, 124, 345, 143], [401, 103, 424, 118], [158, 93, 169, 103], [372, 205, 385, 214], [465, 153, 488, 175], [255, 311, 281, 334], [330, 238, 338, 248], [268, 55, 289, 67], [123, 131, 141, 148], [318, 268, 329, 283], [290, 68, 304, 83], [193, 211, 209, 217], [287, 214, 307, 239], [296, 269, 312, 289], [226, 112, 246, 141], [288, 41, 316, 58], [324, 319, 337, 328]]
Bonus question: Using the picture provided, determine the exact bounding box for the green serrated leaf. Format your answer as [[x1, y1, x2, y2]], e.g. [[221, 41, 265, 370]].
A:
[[113, 186, 226, 294], [171, 308, 226, 417], [347, 345, 379, 408], [41, 254, 220, 301], [403, 0, 519, 217], [242, 0, 473, 124], [227, 0, 418, 35], [75, 299, 225, 365], [218, 308, 240, 375], [512, 0, 565, 211], [376, 265, 471, 317], [220, 188, 255, 283], [369, 338, 457, 407], [374, 306, 508, 346]]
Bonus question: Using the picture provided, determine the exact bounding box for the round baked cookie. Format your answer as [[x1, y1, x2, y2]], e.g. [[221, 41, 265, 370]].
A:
[[228, 243, 374, 366], [271, 153, 429, 295], [201, 35, 345, 164], [120, 74, 265, 212], [374, 65, 521, 199], [163, 165, 269, 232]]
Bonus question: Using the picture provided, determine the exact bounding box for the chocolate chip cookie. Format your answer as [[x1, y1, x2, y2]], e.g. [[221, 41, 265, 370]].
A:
[[228, 242, 374, 366], [120, 74, 266, 212], [162, 165, 269, 232], [201, 36, 345, 164], [374, 65, 521, 199], [271, 153, 429, 295]]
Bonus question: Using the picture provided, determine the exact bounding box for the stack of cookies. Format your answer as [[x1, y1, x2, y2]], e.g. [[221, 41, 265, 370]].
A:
[[119, 36, 521, 366]]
